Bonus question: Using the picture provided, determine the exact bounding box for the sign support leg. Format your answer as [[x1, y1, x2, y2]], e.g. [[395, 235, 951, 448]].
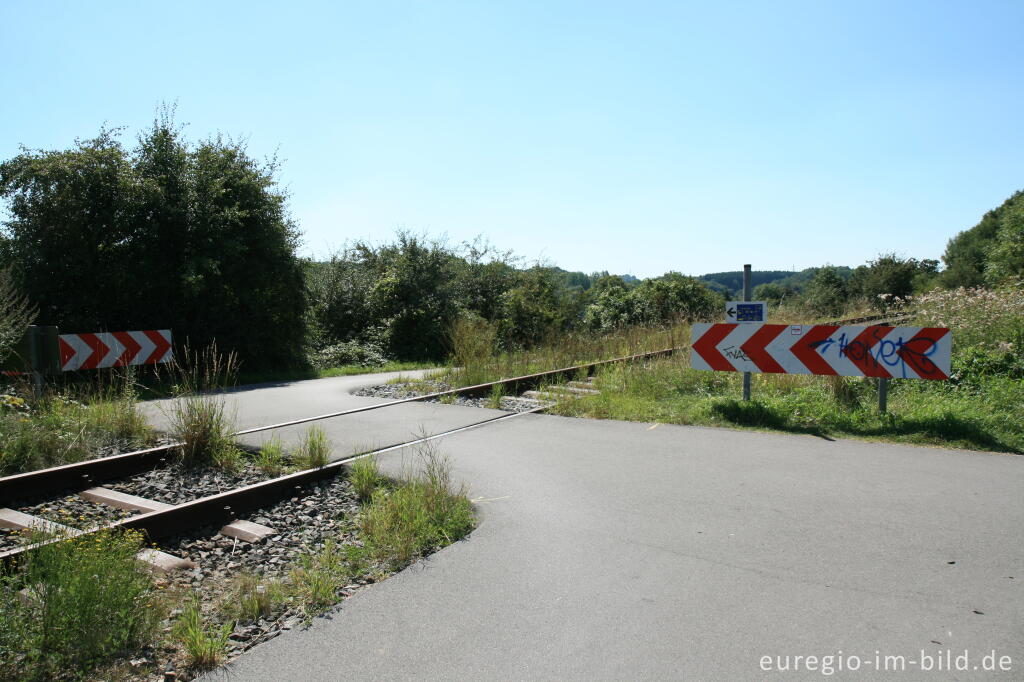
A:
[[878, 377, 889, 414], [27, 326, 44, 400], [742, 264, 752, 401]]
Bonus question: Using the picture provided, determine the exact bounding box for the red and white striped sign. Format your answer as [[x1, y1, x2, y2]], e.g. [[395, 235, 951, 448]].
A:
[[59, 330, 173, 372], [690, 324, 952, 380]]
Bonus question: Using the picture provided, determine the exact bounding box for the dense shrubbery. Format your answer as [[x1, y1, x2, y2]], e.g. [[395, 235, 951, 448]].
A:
[[0, 113, 306, 371], [941, 191, 1023, 288], [305, 233, 721, 364]]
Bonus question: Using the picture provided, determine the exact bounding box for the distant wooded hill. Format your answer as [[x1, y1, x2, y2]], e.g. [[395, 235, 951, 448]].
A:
[[698, 267, 853, 296]]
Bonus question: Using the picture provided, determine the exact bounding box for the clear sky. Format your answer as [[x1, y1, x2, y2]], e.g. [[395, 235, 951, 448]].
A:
[[2, 0, 1022, 278]]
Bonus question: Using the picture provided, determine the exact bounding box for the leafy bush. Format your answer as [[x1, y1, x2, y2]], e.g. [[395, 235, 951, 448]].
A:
[[950, 344, 1024, 387], [308, 340, 388, 370]]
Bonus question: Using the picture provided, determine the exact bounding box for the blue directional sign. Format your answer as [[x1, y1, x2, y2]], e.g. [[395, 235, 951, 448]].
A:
[[725, 301, 767, 323]]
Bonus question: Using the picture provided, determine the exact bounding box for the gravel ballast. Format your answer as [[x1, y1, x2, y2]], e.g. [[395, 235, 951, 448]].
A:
[[355, 381, 549, 413]]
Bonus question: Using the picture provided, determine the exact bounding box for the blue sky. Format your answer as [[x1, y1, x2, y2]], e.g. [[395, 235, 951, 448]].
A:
[[2, 1, 1022, 278]]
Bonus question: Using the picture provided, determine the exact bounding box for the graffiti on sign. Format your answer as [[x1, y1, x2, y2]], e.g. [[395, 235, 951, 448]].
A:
[[690, 323, 952, 380]]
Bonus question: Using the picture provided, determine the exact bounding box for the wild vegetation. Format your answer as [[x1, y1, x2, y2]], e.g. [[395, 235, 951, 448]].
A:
[[0, 447, 474, 679], [0, 115, 1021, 469], [550, 282, 1023, 454], [0, 373, 154, 475], [0, 528, 162, 681]]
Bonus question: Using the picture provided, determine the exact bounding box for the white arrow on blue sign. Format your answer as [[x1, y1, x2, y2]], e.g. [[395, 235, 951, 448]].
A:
[[725, 301, 767, 323]]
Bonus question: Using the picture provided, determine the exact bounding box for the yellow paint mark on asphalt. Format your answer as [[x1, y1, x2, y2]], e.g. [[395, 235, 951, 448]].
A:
[[647, 423, 661, 430]]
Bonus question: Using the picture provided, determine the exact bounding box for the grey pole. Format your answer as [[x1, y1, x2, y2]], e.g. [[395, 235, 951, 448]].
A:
[[742, 264, 751, 401]]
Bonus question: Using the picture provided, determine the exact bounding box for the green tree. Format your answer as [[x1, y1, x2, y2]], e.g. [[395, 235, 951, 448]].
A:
[[848, 254, 937, 310], [305, 256, 375, 350], [0, 118, 307, 370], [801, 266, 848, 317], [583, 272, 719, 331], [985, 198, 1024, 284], [357, 233, 461, 360], [942, 191, 1022, 288], [497, 266, 568, 349], [752, 282, 794, 304]]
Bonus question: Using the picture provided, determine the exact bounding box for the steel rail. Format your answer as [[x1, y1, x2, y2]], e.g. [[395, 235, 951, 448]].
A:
[[0, 347, 680, 502], [823, 312, 915, 326], [0, 405, 547, 566]]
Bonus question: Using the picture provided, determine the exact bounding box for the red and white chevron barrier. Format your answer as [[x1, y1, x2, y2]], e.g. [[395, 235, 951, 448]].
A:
[[59, 330, 173, 372], [691, 324, 951, 380]]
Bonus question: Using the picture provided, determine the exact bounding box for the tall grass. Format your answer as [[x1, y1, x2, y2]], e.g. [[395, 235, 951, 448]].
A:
[[445, 316, 687, 388], [161, 343, 241, 468], [0, 370, 154, 475], [358, 444, 475, 569]]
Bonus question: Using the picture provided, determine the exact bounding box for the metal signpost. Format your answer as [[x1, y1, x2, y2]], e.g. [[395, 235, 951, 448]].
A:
[[742, 265, 751, 400]]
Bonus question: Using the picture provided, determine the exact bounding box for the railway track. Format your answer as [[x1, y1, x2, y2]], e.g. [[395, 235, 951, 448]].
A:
[[0, 348, 678, 569], [823, 311, 915, 326]]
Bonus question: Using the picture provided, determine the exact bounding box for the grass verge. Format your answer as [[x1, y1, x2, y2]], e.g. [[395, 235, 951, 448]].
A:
[[0, 373, 155, 476], [552, 353, 1023, 454]]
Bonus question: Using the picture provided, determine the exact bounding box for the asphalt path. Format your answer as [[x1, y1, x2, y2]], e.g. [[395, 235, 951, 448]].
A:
[[193, 373, 1023, 681]]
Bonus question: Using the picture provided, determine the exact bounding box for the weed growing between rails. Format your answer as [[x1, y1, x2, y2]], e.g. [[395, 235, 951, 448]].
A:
[[444, 317, 688, 388], [160, 343, 243, 469]]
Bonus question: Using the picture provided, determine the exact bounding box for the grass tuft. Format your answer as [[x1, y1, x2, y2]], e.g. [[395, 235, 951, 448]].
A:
[[349, 455, 383, 502], [162, 343, 240, 468], [222, 573, 288, 623], [359, 444, 475, 569], [288, 540, 369, 618], [255, 436, 287, 477], [295, 426, 330, 469], [172, 598, 233, 669]]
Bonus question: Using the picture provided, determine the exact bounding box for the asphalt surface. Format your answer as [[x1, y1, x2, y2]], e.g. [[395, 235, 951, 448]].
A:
[[192, 373, 1023, 681]]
